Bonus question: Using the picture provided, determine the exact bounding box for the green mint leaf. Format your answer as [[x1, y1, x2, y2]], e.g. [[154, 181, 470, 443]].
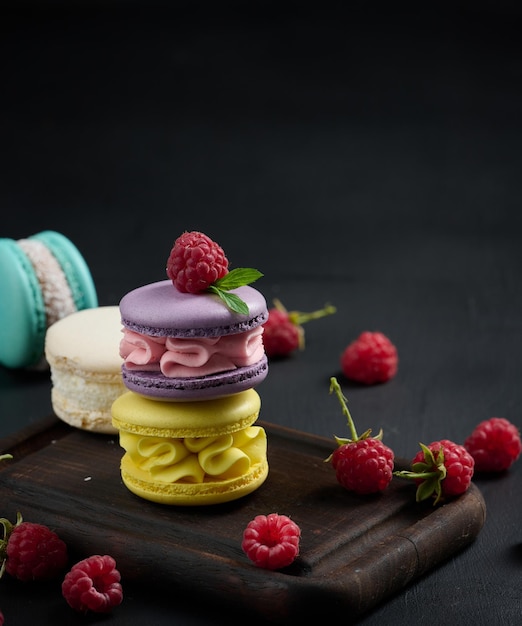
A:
[[206, 267, 263, 314], [208, 286, 250, 315], [213, 268, 263, 291]]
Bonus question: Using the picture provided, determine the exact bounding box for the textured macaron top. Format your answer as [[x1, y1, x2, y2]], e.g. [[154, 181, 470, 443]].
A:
[[45, 306, 123, 375], [112, 388, 261, 437], [120, 280, 268, 338]]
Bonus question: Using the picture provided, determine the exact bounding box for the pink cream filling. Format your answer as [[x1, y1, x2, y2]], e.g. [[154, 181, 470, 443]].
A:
[[120, 326, 265, 377]]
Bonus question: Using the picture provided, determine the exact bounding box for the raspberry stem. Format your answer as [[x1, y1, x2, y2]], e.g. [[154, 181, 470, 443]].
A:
[[0, 512, 22, 579], [394, 470, 443, 480], [330, 377, 359, 441], [394, 444, 448, 505], [274, 299, 336, 326], [0, 520, 12, 578]]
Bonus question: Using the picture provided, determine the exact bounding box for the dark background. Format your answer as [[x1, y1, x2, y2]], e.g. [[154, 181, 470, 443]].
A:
[[1, 2, 522, 624]]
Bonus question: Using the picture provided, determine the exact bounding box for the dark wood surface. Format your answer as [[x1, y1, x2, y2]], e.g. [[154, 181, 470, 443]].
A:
[[1, 2, 522, 625], [0, 416, 485, 623]]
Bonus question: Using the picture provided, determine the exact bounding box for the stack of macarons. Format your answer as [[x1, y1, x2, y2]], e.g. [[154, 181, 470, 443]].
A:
[[111, 231, 269, 505], [0, 231, 98, 369]]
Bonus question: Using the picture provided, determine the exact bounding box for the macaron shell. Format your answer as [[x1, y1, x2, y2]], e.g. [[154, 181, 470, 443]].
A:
[[111, 388, 261, 438], [119, 280, 268, 338], [0, 238, 46, 368], [120, 453, 268, 506], [51, 390, 122, 434], [46, 306, 124, 374], [120, 355, 268, 401], [31, 230, 98, 310], [46, 306, 126, 433]]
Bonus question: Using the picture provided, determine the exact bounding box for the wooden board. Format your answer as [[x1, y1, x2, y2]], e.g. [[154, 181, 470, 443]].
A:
[[0, 416, 486, 623]]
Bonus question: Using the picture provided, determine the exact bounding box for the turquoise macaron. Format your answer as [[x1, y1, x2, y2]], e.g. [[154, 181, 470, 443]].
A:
[[0, 230, 98, 369]]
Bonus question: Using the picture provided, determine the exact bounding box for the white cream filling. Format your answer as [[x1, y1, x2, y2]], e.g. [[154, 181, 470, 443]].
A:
[[18, 238, 77, 326]]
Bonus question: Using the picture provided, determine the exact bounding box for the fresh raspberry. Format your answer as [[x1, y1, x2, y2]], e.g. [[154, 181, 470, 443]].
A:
[[262, 308, 303, 357], [395, 440, 475, 505], [327, 377, 395, 494], [242, 513, 301, 570], [166, 231, 228, 294], [0, 609, 4, 626], [341, 331, 398, 384], [464, 417, 522, 472], [0, 516, 68, 582], [62, 555, 123, 613], [262, 299, 336, 358], [332, 438, 395, 494]]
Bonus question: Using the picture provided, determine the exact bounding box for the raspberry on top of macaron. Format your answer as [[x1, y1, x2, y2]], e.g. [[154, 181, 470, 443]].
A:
[[166, 231, 263, 315], [119, 231, 268, 400]]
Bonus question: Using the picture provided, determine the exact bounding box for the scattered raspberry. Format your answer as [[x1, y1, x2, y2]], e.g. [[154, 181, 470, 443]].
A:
[[0, 609, 4, 626], [395, 440, 474, 505], [262, 299, 336, 358], [326, 377, 395, 494], [341, 331, 398, 384], [0, 514, 68, 582], [62, 555, 123, 613], [464, 417, 522, 472], [166, 231, 229, 294], [242, 513, 301, 570], [332, 437, 395, 494], [262, 308, 303, 357]]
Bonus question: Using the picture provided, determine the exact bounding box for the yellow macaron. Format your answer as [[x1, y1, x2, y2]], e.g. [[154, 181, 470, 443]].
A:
[[111, 389, 268, 505]]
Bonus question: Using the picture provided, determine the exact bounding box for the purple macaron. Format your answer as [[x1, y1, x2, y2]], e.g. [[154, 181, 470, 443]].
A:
[[119, 280, 269, 400]]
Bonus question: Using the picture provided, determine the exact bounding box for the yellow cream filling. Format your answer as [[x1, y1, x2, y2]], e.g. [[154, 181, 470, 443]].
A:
[[119, 426, 266, 484]]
